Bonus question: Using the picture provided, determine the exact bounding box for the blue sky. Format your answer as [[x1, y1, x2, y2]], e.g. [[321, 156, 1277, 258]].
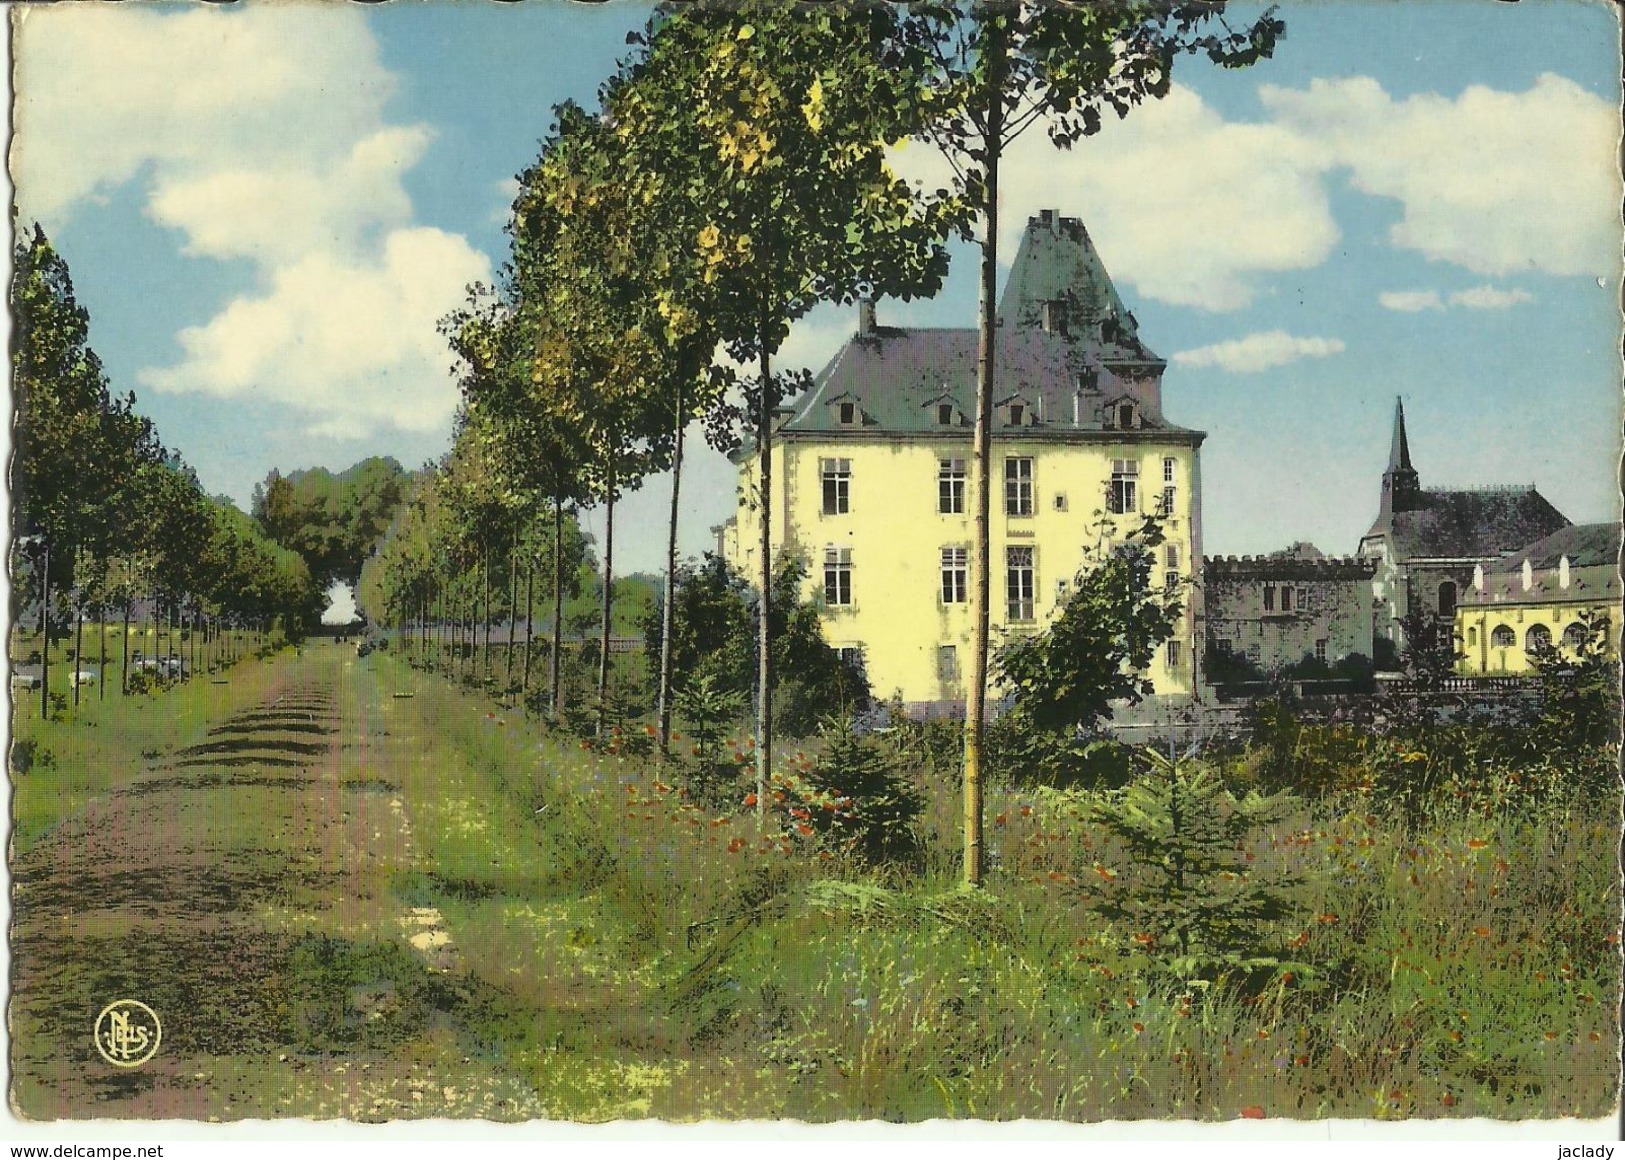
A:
[[11, 1, 1622, 575]]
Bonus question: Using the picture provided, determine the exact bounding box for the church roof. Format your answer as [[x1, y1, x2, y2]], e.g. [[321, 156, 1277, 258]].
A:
[[1388, 486, 1570, 561], [1485, 521, 1620, 573]]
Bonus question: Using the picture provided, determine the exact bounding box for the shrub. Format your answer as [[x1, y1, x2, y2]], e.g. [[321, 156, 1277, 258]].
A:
[[1085, 750, 1304, 981], [771, 717, 923, 866]]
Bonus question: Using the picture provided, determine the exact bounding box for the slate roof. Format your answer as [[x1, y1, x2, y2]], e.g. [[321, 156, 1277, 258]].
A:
[[1387, 487, 1570, 561], [755, 210, 1194, 454], [1484, 521, 1621, 573], [775, 326, 1197, 441]]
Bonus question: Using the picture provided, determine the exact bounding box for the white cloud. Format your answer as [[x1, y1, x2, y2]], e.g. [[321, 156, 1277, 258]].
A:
[[1449, 285, 1535, 310], [895, 72, 1616, 314], [1380, 285, 1535, 312], [895, 84, 1339, 313], [1172, 330, 1345, 374], [140, 229, 491, 439], [13, 5, 490, 440], [1261, 73, 1619, 278], [1379, 290, 1443, 313]]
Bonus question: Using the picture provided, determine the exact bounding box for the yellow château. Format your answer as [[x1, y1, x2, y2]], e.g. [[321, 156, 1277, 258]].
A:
[[721, 210, 1202, 715]]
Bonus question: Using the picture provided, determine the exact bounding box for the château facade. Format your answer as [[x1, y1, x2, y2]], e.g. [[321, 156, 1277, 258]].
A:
[[721, 210, 1203, 714]]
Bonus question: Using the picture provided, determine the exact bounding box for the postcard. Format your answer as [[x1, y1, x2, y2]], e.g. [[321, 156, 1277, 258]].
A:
[[6, 0, 1621, 1146]]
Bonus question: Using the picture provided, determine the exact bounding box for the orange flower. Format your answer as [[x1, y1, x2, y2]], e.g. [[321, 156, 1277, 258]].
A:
[[1473, 927, 1491, 938], [1440, 1093, 1456, 1107], [1288, 931, 1310, 948], [1132, 1022, 1145, 1034], [1256, 1029, 1270, 1039], [994, 813, 1008, 827], [1589, 1032, 1602, 1042], [1543, 1031, 1558, 1041], [1316, 913, 1339, 926], [1240, 1106, 1265, 1120], [727, 837, 746, 853], [743, 793, 758, 807], [1294, 1055, 1309, 1067], [1019, 805, 1032, 818], [796, 823, 814, 836], [1467, 839, 1488, 849], [1131, 932, 1155, 946]]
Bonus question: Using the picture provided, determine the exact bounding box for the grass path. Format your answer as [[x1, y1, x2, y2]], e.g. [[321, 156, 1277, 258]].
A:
[[10, 643, 552, 1121]]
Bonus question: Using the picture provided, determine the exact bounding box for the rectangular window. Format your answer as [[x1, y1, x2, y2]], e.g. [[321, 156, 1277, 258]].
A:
[[823, 547, 852, 606], [1164, 544, 1180, 569], [1296, 587, 1309, 610], [1281, 587, 1293, 612], [938, 458, 966, 515], [940, 547, 968, 604], [937, 644, 958, 682], [1263, 585, 1275, 612], [1005, 457, 1034, 516], [937, 403, 954, 426], [1006, 546, 1035, 622], [1163, 457, 1176, 484], [1108, 459, 1139, 514], [1315, 639, 1328, 663], [838, 646, 865, 676], [1164, 570, 1180, 592], [820, 458, 850, 516], [1166, 640, 1183, 667], [1161, 485, 1176, 515]]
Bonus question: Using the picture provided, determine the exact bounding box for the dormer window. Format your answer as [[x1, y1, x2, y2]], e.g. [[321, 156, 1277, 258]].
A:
[[1009, 403, 1025, 426], [1117, 402, 1136, 429], [937, 403, 954, 426], [839, 402, 856, 425]]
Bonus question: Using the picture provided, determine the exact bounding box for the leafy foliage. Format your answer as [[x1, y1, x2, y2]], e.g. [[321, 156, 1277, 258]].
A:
[[773, 717, 924, 867], [251, 458, 413, 587], [996, 514, 1183, 734]]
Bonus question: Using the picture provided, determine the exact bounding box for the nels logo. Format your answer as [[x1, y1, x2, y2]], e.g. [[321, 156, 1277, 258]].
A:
[[94, 999, 162, 1068]]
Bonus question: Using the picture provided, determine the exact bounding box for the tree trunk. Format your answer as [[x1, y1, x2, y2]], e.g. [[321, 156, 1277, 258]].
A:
[[658, 379, 685, 759], [40, 539, 51, 721], [73, 593, 84, 708], [963, 24, 1005, 888], [522, 556, 536, 698], [506, 538, 519, 693], [482, 556, 493, 683], [596, 468, 616, 739], [551, 497, 565, 723], [99, 602, 107, 700], [120, 585, 132, 696], [755, 334, 773, 826]]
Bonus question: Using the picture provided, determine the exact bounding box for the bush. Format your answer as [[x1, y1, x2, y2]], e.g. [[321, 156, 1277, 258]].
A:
[[768, 717, 923, 867], [1086, 750, 1304, 982], [985, 710, 1136, 789]]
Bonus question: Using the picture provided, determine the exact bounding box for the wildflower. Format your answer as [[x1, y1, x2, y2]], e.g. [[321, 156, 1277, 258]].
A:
[[1294, 1055, 1309, 1067], [1440, 1093, 1456, 1107], [1132, 932, 1155, 947], [644, 725, 657, 737], [1240, 1106, 1265, 1120], [727, 838, 746, 853], [1132, 1022, 1145, 1035], [995, 813, 1008, 827], [1467, 839, 1488, 850], [743, 793, 758, 807], [1543, 1031, 1558, 1041], [1316, 913, 1339, 926], [1020, 805, 1032, 818], [1256, 1029, 1270, 1039], [1589, 1032, 1602, 1043], [1472, 927, 1490, 938], [796, 823, 814, 837]]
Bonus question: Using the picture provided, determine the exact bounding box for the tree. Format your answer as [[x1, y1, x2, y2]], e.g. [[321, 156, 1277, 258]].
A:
[[996, 513, 1184, 735], [1087, 750, 1302, 980], [616, 1, 959, 820], [896, 1, 1284, 885]]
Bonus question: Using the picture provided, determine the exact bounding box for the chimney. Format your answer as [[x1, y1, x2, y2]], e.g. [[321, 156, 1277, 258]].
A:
[[857, 297, 876, 336], [1073, 389, 1083, 427], [1038, 208, 1055, 230]]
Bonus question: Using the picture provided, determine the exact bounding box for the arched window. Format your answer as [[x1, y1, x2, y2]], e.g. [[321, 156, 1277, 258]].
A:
[[1437, 580, 1457, 619], [1563, 621, 1589, 650], [1524, 624, 1551, 653], [1491, 625, 1515, 648]]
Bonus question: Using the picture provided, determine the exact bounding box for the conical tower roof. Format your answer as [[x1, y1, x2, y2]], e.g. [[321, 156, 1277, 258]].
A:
[[998, 210, 1158, 361]]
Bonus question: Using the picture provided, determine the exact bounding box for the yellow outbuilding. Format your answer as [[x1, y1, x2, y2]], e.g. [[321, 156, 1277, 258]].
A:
[[1455, 522, 1620, 675], [721, 210, 1203, 714]]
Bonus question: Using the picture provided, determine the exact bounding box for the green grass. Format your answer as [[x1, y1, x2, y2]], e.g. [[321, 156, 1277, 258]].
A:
[[354, 651, 1620, 1121], [12, 641, 1618, 1122]]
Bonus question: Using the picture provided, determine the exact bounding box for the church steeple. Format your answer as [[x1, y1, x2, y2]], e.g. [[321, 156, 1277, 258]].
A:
[[1381, 396, 1422, 516]]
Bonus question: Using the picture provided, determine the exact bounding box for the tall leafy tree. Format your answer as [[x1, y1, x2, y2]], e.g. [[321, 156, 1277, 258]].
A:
[[896, 1, 1284, 885], [616, 1, 959, 816]]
